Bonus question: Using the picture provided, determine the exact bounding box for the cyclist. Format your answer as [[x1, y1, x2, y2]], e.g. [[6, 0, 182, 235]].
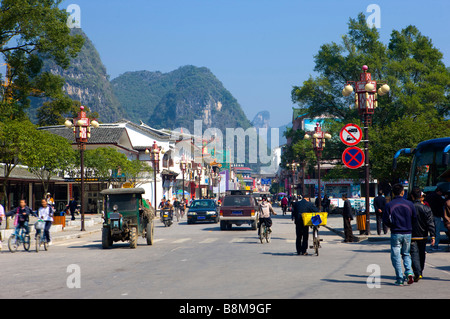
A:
[[6, 199, 34, 237], [258, 196, 277, 236], [37, 198, 54, 245]]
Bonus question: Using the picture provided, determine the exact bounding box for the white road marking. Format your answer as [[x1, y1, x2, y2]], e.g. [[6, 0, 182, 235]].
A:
[[199, 238, 218, 244], [173, 238, 191, 244]]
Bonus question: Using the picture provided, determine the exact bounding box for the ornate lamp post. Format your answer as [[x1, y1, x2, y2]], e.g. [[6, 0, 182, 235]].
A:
[[179, 157, 188, 203], [286, 162, 300, 196], [146, 141, 161, 213], [343, 65, 389, 234], [64, 106, 99, 231], [304, 123, 331, 210]]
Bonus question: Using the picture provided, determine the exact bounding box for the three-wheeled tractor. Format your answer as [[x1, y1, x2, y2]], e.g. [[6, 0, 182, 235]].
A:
[[100, 188, 154, 249]]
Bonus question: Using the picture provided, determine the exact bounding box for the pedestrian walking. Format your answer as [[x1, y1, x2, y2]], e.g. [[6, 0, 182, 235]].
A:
[[383, 183, 417, 286], [374, 190, 388, 235], [281, 196, 288, 215], [37, 198, 54, 245], [0, 200, 4, 249], [322, 195, 330, 214], [292, 195, 318, 255], [444, 192, 450, 235], [425, 186, 445, 250], [342, 194, 355, 242], [67, 197, 78, 221], [410, 187, 435, 282]]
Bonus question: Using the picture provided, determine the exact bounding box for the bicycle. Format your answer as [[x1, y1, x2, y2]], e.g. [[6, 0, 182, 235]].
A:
[[310, 225, 322, 256], [35, 220, 49, 252], [258, 218, 272, 244], [8, 225, 31, 253], [302, 212, 328, 256]]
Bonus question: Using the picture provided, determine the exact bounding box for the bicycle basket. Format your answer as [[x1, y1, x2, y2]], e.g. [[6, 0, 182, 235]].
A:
[[311, 214, 322, 226], [35, 220, 45, 230], [302, 212, 328, 226]]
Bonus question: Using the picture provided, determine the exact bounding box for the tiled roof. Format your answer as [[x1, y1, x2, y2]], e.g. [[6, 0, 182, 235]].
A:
[[39, 126, 127, 145]]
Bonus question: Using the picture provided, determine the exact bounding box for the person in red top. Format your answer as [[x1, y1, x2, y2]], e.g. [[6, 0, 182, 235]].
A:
[[281, 196, 288, 215]]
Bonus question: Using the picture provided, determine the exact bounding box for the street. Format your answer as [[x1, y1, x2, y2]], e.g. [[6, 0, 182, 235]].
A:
[[1, 207, 449, 299]]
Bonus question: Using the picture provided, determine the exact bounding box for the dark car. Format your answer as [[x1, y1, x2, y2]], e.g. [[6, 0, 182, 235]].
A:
[[187, 199, 219, 224], [219, 195, 259, 230]]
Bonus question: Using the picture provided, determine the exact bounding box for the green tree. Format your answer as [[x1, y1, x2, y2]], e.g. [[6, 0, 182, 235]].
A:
[[123, 159, 153, 188], [83, 147, 130, 187], [0, 0, 84, 120], [37, 99, 99, 126], [0, 120, 44, 207], [291, 13, 450, 184], [21, 129, 75, 195]]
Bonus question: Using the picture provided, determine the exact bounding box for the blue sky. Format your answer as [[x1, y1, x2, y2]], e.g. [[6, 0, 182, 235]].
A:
[[59, 0, 450, 127]]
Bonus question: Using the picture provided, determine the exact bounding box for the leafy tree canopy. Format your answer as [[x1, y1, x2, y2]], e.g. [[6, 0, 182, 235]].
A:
[[0, 0, 84, 120], [290, 13, 450, 184]]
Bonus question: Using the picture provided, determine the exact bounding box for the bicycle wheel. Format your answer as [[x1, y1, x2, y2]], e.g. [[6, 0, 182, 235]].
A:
[[35, 234, 41, 252], [8, 235, 18, 253], [23, 234, 31, 251], [265, 227, 271, 243], [313, 227, 319, 256], [259, 224, 265, 244]]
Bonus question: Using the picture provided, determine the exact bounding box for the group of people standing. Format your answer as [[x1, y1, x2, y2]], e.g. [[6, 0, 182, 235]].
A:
[[363, 184, 448, 286], [284, 184, 448, 286]]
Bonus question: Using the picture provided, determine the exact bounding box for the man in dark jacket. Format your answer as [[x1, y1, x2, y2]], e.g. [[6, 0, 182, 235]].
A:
[[383, 183, 417, 286], [342, 194, 354, 242], [292, 196, 318, 255], [425, 187, 445, 250], [410, 187, 435, 282], [373, 190, 387, 235]]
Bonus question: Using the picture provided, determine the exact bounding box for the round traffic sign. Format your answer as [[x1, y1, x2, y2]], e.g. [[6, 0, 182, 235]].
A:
[[340, 123, 362, 146], [342, 147, 365, 169]]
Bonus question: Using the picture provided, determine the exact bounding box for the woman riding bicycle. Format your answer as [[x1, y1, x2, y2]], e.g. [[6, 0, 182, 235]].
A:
[[37, 199, 54, 245], [258, 196, 277, 236]]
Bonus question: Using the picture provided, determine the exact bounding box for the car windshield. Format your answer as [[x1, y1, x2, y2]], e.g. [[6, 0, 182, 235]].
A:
[[107, 194, 138, 212], [222, 196, 252, 207], [190, 200, 215, 209]]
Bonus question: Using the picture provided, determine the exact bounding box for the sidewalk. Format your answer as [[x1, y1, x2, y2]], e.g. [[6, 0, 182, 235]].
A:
[[324, 214, 390, 242], [325, 213, 450, 247], [0, 214, 103, 249]]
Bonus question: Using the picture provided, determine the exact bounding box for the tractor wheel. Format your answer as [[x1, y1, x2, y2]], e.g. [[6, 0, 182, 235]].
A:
[[130, 227, 137, 249], [102, 227, 112, 249], [146, 221, 154, 245]]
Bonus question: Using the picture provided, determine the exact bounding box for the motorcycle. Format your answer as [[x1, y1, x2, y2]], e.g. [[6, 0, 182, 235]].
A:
[[160, 209, 173, 227]]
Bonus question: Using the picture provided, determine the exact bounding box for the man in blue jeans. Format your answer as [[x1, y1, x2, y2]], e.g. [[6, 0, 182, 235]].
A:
[[383, 183, 417, 286]]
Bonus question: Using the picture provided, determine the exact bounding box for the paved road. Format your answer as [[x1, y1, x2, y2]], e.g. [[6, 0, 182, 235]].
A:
[[1, 208, 449, 299]]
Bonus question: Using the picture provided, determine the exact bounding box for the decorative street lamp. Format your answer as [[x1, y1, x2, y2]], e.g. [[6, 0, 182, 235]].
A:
[[304, 123, 332, 210], [146, 141, 161, 214], [64, 105, 99, 231], [342, 65, 389, 234], [179, 156, 188, 203], [286, 162, 299, 196]]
